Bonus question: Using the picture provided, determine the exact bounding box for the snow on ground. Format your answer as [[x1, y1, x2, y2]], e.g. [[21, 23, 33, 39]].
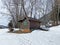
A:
[[0, 25, 60, 45]]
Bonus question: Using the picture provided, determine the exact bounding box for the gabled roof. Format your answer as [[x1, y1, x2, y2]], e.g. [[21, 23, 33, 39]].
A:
[[18, 17, 41, 23], [18, 17, 26, 22], [29, 17, 41, 23]]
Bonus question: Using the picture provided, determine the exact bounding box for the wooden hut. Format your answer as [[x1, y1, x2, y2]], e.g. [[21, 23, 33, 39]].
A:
[[18, 16, 41, 32]]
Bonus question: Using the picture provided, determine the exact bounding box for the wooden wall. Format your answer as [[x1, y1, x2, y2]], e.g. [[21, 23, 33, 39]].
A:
[[30, 20, 40, 29]]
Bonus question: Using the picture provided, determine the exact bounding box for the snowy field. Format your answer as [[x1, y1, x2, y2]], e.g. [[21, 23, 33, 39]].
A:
[[0, 25, 60, 45]]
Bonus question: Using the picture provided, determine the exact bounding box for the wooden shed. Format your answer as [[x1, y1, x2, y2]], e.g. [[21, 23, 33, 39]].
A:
[[18, 17, 41, 32]]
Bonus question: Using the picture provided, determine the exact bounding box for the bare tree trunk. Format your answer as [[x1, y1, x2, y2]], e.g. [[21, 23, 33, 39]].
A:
[[21, 0, 27, 17]]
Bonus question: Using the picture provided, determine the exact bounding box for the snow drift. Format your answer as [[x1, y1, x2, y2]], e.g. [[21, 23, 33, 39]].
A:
[[0, 25, 60, 45]]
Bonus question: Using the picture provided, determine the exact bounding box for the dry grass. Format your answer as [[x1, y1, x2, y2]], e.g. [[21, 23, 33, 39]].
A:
[[8, 29, 31, 34]]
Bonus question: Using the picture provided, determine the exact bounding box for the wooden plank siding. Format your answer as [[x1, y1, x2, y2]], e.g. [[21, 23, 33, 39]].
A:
[[18, 17, 41, 30]]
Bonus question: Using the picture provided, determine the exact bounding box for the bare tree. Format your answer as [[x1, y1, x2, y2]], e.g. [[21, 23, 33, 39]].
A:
[[1, 0, 56, 28], [2, 0, 21, 28]]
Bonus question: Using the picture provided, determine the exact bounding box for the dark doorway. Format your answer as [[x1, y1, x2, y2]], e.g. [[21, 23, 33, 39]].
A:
[[59, 12, 60, 21]]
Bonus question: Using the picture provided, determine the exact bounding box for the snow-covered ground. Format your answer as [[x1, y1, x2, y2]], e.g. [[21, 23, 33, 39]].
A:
[[0, 25, 60, 45]]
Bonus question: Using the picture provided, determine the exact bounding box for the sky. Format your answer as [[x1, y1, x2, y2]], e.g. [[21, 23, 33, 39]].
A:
[[0, 0, 10, 26]]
